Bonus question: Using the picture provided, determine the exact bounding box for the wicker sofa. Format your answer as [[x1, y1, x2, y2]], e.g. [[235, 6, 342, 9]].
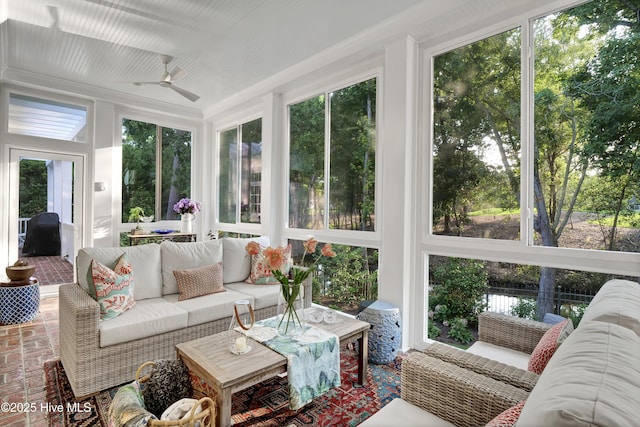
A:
[[361, 279, 640, 426], [59, 237, 312, 398]]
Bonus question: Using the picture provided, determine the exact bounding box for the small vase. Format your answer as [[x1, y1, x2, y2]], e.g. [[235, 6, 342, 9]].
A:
[[180, 213, 194, 233], [276, 280, 305, 336]]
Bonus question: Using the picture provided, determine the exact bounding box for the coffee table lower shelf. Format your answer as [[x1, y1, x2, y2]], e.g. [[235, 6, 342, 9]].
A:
[[175, 310, 369, 427]]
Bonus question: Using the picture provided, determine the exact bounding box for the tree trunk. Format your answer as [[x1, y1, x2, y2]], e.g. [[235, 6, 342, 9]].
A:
[[537, 267, 556, 320], [534, 164, 558, 320]]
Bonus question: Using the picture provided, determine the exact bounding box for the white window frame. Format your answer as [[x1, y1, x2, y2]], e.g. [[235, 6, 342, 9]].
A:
[[283, 72, 382, 248]]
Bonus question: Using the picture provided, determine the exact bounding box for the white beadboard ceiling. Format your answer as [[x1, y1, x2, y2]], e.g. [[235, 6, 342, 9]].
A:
[[0, 0, 427, 112], [0, 0, 552, 113]]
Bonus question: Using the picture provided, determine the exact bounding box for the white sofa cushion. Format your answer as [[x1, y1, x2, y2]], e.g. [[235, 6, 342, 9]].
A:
[[161, 240, 223, 295], [222, 236, 270, 283], [163, 289, 252, 326], [516, 321, 640, 427], [359, 398, 456, 427], [99, 298, 188, 347], [581, 279, 640, 336], [466, 340, 530, 371], [224, 281, 281, 309], [77, 244, 162, 300]]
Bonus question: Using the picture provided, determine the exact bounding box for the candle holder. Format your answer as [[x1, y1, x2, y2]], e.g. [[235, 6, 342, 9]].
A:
[[228, 299, 255, 355]]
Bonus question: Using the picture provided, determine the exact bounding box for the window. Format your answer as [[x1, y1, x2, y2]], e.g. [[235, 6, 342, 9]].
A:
[[288, 78, 376, 231], [426, 0, 640, 330], [9, 93, 87, 142], [121, 118, 192, 222], [532, 1, 640, 253], [218, 118, 262, 224], [432, 29, 521, 239]]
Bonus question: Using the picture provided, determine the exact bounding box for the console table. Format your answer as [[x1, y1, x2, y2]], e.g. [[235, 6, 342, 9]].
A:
[[0, 279, 40, 325], [128, 231, 196, 246]]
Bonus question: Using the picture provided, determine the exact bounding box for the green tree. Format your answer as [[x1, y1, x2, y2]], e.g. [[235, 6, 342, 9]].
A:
[[19, 159, 47, 218]]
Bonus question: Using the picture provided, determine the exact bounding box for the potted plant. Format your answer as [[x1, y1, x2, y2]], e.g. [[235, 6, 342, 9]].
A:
[[128, 207, 146, 235]]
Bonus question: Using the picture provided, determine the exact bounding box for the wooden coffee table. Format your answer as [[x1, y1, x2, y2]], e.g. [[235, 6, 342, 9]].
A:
[[175, 309, 369, 427]]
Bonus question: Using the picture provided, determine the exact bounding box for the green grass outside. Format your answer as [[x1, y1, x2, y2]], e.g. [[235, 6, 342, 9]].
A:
[[468, 207, 520, 217]]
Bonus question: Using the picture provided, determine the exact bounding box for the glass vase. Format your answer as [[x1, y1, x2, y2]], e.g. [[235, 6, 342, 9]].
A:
[[276, 280, 305, 336], [229, 299, 254, 355]]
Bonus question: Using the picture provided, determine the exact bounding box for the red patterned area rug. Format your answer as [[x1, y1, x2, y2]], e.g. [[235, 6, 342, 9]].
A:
[[44, 346, 402, 427]]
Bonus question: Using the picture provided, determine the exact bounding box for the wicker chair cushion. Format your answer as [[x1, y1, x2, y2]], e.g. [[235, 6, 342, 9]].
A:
[[174, 262, 225, 301], [108, 381, 157, 427], [144, 359, 193, 418], [527, 319, 573, 374], [245, 244, 292, 285], [91, 254, 136, 321], [518, 321, 640, 426], [581, 279, 640, 336], [485, 400, 525, 427]]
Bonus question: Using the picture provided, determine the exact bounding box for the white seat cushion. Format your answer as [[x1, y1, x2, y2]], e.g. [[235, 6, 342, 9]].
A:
[[224, 281, 280, 309], [359, 398, 456, 427], [99, 298, 188, 347], [164, 289, 253, 326], [467, 340, 530, 370]]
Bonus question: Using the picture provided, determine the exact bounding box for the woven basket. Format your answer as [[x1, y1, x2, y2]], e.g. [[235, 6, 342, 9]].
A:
[[135, 361, 216, 427]]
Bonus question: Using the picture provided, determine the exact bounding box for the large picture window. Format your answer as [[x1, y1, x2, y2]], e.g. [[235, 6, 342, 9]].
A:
[[428, 0, 640, 328], [288, 78, 377, 231], [121, 118, 192, 222], [218, 118, 262, 224]]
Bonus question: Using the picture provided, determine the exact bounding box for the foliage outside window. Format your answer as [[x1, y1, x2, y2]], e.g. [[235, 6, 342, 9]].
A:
[[288, 239, 378, 313], [289, 78, 376, 231], [430, 0, 640, 320], [121, 118, 192, 222], [432, 28, 521, 239], [427, 255, 633, 345], [218, 118, 262, 224]]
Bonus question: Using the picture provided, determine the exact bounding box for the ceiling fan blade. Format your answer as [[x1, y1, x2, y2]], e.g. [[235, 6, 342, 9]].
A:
[[169, 66, 186, 82], [169, 85, 200, 102], [130, 81, 162, 86], [47, 5, 60, 30]]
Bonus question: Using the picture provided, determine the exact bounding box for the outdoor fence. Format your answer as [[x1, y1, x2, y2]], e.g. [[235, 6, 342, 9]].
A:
[[486, 285, 596, 316]]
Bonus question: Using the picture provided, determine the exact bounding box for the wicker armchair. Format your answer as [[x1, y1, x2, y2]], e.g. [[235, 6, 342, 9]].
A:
[[477, 312, 552, 354], [400, 352, 528, 427]]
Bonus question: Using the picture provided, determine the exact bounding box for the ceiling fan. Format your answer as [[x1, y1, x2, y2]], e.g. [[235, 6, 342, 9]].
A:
[[129, 56, 200, 102]]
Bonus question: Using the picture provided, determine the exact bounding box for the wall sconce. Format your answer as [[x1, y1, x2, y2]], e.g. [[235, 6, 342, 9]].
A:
[[94, 182, 106, 192]]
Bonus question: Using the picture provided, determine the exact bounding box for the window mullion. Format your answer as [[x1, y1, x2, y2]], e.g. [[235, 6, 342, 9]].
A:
[[324, 92, 331, 231], [155, 125, 162, 220], [236, 125, 243, 224]]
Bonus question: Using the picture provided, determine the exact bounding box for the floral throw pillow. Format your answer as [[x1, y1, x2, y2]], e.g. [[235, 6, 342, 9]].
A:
[[91, 254, 136, 321], [527, 318, 574, 374], [245, 244, 292, 285], [485, 401, 526, 427], [173, 262, 225, 301]]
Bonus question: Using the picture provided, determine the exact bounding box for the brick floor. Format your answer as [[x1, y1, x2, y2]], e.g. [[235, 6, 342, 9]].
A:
[[0, 296, 59, 427], [18, 255, 74, 287]]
